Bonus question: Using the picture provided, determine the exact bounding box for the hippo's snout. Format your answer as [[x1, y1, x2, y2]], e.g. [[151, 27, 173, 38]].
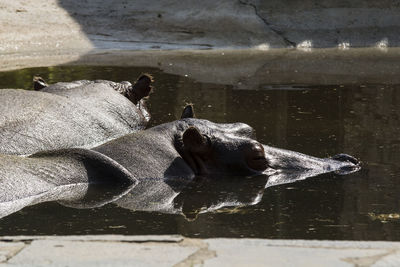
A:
[[331, 154, 361, 175]]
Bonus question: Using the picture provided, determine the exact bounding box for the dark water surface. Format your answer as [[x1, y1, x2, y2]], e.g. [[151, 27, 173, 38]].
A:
[[0, 66, 399, 240]]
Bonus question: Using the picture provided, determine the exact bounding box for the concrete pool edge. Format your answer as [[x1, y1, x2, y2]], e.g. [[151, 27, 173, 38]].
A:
[[0, 235, 399, 266], [3, 0, 400, 53], [2, 48, 400, 88]]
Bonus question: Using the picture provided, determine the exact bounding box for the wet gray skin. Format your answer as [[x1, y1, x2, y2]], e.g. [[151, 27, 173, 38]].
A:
[[38, 74, 152, 117], [0, 149, 137, 218], [0, 75, 152, 155], [94, 106, 360, 216]]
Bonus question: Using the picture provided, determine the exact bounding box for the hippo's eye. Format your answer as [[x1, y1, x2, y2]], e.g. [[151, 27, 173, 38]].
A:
[[244, 143, 268, 172]]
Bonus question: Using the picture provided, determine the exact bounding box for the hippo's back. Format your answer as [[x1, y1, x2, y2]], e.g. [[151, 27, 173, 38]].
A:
[[0, 86, 146, 155]]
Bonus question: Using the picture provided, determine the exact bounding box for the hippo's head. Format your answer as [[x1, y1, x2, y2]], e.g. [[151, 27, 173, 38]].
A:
[[174, 106, 269, 177], [175, 121, 268, 176], [173, 105, 360, 178]]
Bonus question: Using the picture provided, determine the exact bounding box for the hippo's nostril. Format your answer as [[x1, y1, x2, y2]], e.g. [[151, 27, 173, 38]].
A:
[[331, 153, 360, 165]]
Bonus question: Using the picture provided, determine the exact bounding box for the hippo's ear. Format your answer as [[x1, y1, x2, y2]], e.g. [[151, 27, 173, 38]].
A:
[[33, 76, 48, 91], [182, 126, 210, 154], [131, 73, 153, 101], [181, 104, 195, 119]]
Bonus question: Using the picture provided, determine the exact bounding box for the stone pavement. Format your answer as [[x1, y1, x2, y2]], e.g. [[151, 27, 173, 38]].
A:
[[0, 235, 399, 266]]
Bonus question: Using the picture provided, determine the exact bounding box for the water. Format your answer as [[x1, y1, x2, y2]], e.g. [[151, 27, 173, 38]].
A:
[[0, 66, 399, 240]]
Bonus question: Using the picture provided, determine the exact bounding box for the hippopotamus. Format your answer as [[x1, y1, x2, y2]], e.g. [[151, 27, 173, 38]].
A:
[[0, 74, 153, 155], [93, 105, 360, 215], [0, 105, 360, 219]]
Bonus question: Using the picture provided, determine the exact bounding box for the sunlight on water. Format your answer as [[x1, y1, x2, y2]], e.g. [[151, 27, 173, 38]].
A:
[[296, 40, 312, 52], [376, 38, 389, 51], [254, 43, 270, 51], [338, 42, 350, 50]]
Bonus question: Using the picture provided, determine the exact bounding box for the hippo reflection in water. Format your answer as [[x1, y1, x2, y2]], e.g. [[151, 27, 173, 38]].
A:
[[0, 104, 360, 219], [0, 74, 153, 155]]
